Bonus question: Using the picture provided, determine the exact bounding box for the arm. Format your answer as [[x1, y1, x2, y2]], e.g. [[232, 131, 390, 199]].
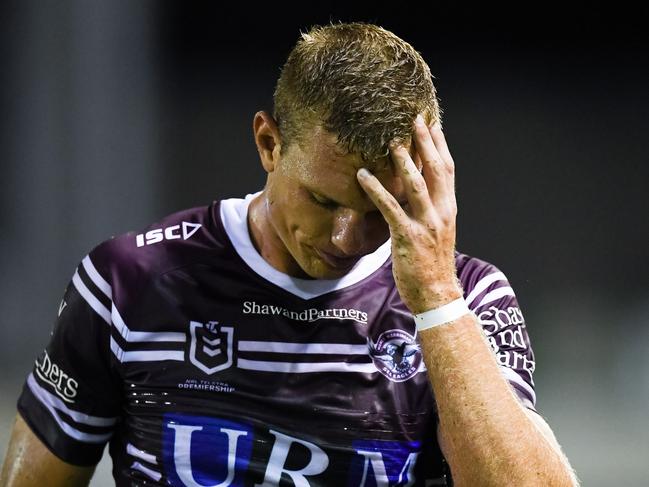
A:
[[357, 114, 578, 485], [1, 413, 95, 487], [6, 252, 121, 485], [425, 313, 579, 486]]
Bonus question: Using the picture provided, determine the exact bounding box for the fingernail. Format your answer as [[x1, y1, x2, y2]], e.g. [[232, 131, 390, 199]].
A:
[[357, 168, 371, 179], [415, 114, 425, 126], [432, 121, 442, 131]]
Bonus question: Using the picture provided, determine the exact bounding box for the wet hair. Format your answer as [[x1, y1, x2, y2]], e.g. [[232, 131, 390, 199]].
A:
[[273, 21, 441, 165]]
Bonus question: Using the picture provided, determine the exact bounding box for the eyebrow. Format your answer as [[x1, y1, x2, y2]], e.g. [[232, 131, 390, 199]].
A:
[[308, 186, 409, 212]]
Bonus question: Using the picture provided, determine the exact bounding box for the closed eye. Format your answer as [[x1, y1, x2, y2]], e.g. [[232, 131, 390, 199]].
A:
[[310, 192, 339, 209]]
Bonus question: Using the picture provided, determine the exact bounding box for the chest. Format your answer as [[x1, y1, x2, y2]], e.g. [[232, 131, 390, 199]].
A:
[[111, 266, 441, 485]]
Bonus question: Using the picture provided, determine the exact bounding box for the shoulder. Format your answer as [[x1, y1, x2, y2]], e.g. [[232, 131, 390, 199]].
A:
[[454, 250, 519, 311], [83, 201, 228, 298], [455, 249, 508, 286]]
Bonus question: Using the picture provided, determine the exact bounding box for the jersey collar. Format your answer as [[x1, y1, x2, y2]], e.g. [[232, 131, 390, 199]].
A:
[[220, 193, 391, 300]]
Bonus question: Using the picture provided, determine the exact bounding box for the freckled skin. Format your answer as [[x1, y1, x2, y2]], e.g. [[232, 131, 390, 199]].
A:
[[353, 116, 577, 485], [1, 111, 576, 486], [249, 114, 417, 280]]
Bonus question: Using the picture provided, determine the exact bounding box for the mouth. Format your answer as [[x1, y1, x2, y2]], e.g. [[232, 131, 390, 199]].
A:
[[315, 249, 361, 270]]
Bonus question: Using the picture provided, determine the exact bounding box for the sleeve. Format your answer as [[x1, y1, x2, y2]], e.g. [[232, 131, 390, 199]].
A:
[[16, 254, 122, 466], [462, 262, 537, 411]]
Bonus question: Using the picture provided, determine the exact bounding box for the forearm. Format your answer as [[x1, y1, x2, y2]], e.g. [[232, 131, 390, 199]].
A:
[[420, 311, 575, 486], [356, 114, 576, 485]]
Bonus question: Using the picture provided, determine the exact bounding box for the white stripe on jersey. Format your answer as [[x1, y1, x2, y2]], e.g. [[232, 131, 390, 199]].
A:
[[473, 286, 516, 310], [111, 305, 186, 343], [81, 255, 112, 299], [465, 271, 508, 307], [28, 373, 117, 426], [499, 366, 537, 407], [221, 194, 392, 300], [238, 341, 368, 355], [127, 443, 158, 465], [237, 359, 376, 374], [72, 271, 112, 324], [110, 337, 184, 363], [73, 256, 187, 362], [131, 462, 162, 482], [27, 374, 115, 443]]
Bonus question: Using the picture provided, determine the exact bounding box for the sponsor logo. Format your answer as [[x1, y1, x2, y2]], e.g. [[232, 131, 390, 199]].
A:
[[242, 300, 368, 324], [35, 351, 78, 403], [135, 221, 202, 247], [348, 439, 420, 486], [163, 414, 254, 487], [189, 321, 234, 375], [368, 329, 422, 382], [478, 306, 535, 375], [163, 414, 422, 486], [496, 350, 536, 375], [477, 306, 525, 335]]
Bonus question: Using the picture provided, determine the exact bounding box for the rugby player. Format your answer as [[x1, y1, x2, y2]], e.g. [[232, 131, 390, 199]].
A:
[[1, 22, 579, 486]]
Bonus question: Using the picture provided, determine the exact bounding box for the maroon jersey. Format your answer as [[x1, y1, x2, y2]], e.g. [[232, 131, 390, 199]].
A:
[[17, 194, 536, 486]]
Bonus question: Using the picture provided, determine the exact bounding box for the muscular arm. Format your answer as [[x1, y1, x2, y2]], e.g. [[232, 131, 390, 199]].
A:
[[357, 114, 578, 486], [425, 313, 579, 486], [0, 413, 95, 487]]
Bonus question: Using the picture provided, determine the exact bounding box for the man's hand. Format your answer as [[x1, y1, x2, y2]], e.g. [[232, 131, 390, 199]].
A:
[[357, 114, 462, 314]]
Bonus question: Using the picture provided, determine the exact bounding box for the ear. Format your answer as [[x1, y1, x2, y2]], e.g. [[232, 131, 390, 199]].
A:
[[253, 111, 283, 173]]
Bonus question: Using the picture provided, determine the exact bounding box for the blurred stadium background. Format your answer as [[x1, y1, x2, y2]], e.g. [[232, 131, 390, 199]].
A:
[[1, 2, 647, 485]]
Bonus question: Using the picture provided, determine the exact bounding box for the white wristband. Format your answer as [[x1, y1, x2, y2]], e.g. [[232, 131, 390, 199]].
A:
[[414, 298, 471, 331]]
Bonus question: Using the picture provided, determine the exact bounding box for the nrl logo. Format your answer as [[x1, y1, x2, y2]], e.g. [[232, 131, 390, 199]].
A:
[[189, 321, 234, 375], [368, 329, 422, 382]]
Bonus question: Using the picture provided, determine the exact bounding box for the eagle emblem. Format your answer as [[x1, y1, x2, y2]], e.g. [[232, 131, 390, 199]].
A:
[[368, 329, 423, 382]]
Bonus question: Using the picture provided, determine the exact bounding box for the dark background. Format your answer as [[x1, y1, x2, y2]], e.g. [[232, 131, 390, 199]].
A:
[[1, 2, 647, 485]]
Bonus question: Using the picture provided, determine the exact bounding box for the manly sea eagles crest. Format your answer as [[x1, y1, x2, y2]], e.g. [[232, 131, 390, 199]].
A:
[[368, 329, 423, 382], [189, 320, 234, 375]]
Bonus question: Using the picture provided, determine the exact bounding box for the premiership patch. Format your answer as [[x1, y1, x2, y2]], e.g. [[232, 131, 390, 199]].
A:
[[189, 321, 234, 375]]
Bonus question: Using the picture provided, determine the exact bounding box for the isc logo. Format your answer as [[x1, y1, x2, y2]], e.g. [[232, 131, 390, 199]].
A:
[[136, 222, 202, 247]]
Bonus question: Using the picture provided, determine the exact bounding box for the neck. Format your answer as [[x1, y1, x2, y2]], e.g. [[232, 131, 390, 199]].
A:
[[247, 191, 311, 279]]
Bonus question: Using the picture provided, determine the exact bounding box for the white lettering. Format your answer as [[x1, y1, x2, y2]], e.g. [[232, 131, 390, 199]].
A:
[[355, 450, 419, 487], [164, 225, 181, 240], [241, 301, 368, 324], [397, 452, 419, 486], [496, 351, 535, 374], [167, 424, 247, 487], [257, 429, 329, 486], [136, 222, 202, 247], [145, 229, 164, 245], [357, 450, 389, 487], [34, 351, 78, 402], [478, 306, 525, 335]]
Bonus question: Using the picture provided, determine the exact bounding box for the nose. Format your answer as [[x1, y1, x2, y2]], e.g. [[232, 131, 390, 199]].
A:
[[331, 208, 364, 256]]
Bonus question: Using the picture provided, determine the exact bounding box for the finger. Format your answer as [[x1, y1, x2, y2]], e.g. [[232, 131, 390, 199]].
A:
[[413, 117, 453, 206], [429, 122, 457, 209], [356, 168, 408, 228], [430, 122, 455, 170], [389, 142, 432, 217]]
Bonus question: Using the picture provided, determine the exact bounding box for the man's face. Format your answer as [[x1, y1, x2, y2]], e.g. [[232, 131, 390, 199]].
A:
[[263, 124, 412, 280]]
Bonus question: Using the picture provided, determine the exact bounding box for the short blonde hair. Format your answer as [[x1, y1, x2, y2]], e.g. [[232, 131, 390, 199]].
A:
[[273, 22, 441, 164]]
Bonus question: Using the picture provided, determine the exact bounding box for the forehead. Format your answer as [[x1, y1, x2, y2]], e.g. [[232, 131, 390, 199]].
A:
[[285, 125, 410, 207]]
